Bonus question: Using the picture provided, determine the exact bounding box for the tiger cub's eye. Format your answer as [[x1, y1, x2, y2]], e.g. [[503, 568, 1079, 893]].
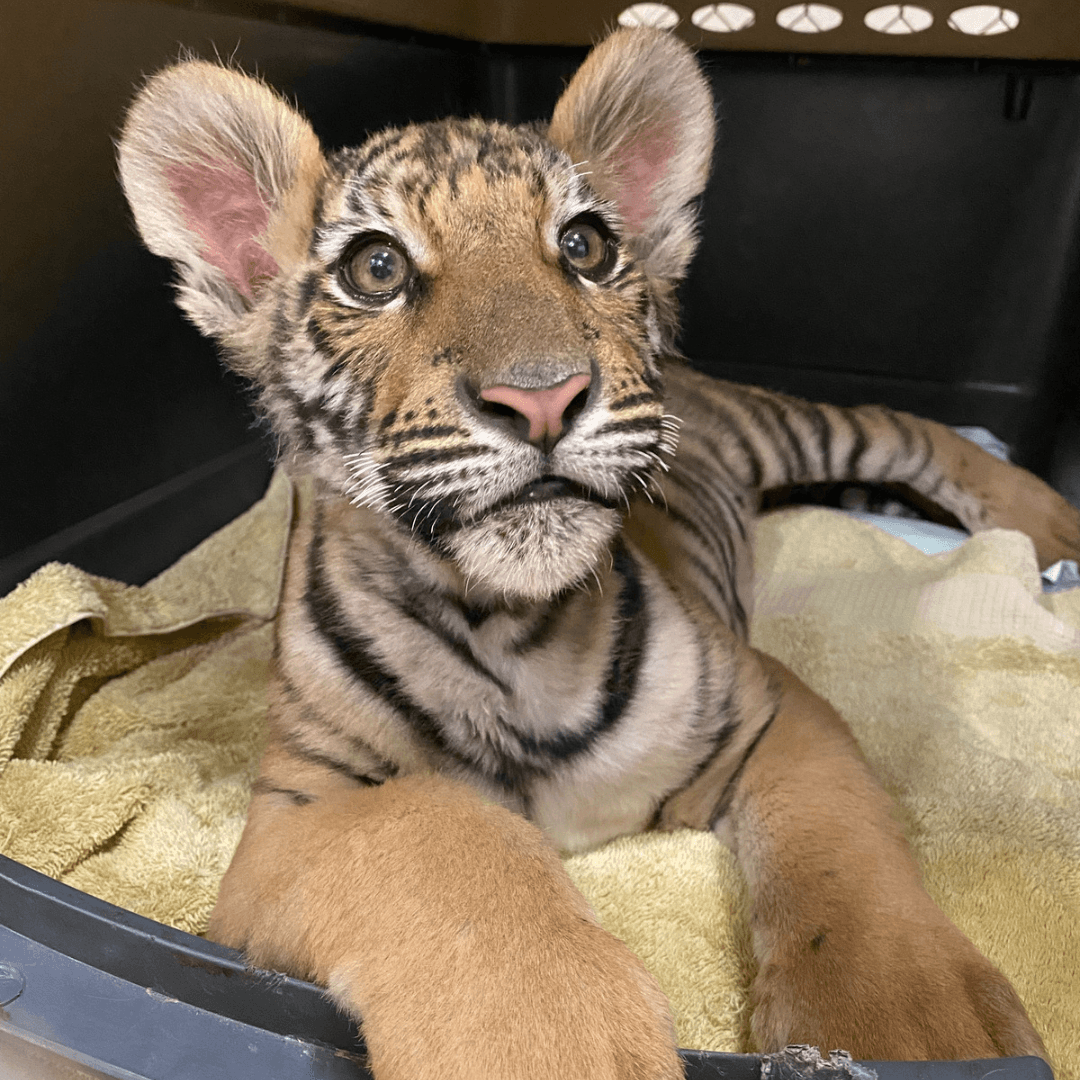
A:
[[558, 218, 614, 279], [340, 236, 412, 299]]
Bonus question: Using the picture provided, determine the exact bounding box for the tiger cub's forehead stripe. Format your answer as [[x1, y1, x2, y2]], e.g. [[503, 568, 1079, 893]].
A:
[[313, 119, 614, 271]]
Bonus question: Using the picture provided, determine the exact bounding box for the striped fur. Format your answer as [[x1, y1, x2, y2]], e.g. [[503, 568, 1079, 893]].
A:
[[118, 28, 1076, 1070], [259, 363, 1080, 854]]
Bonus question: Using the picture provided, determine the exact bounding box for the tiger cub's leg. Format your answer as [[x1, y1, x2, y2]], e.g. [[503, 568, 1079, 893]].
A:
[[662, 649, 1046, 1060], [210, 748, 682, 1080], [696, 378, 1080, 569], [852, 408, 1080, 570]]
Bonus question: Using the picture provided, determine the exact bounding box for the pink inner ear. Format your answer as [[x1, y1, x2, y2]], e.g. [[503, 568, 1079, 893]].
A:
[[610, 126, 678, 235], [165, 159, 280, 301]]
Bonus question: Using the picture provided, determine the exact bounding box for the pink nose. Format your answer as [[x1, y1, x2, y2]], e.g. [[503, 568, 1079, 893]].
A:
[[479, 373, 591, 446]]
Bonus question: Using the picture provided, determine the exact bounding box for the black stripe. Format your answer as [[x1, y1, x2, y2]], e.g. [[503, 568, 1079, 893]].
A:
[[842, 410, 870, 480], [594, 416, 661, 438], [609, 391, 658, 412], [512, 590, 574, 654], [383, 424, 466, 448], [887, 409, 916, 465], [252, 779, 316, 806], [270, 381, 317, 453], [806, 402, 834, 478], [297, 270, 320, 315], [320, 402, 353, 451], [670, 448, 749, 548], [306, 316, 333, 356], [500, 541, 647, 767], [393, 588, 512, 696], [872, 409, 916, 481], [321, 356, 349, 385], [659, 716, 739, 812], [418, 122, 453, 168], [706, 403, 764, 490], [278, 729, 385, 787], [446, 157, 464, 200], [731, 393, 789, 485], [348, 130, 408, 195], [328, 147, 358, 179], [389, 490, 462, 543], [386, 444, 490, 471], [350, 376, 376, 442], [594, 540, 649, 737], [659, 493, 739, 613], [689, 551, 746, 635], [473, 128, 496, 171], [302, 517, 648, 793], [665, 456, 743, 566], [454, 600, 495, 630], [607, 262, 637, 288], [779, 397, 813, 480], [750, 392, 808, 484], [305, 526, 544, 793], [709, 703, 781, 828], [278, 672, 400, 780], [641, 355, 664, 395], [707, 468, 750, 544], [368, 146, 418, 182], [305, 527, 460, 761], [906, 425, 935, 485]]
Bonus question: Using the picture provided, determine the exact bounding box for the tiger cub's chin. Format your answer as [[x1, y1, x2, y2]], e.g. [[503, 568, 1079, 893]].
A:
[[442, 500, 621, 601]]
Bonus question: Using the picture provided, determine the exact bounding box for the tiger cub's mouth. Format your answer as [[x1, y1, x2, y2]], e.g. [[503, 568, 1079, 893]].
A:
[[519, 477, 577, 502], [495, 476, 618, 513]]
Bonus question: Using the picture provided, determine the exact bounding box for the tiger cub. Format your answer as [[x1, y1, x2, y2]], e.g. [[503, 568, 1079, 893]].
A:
[[119, 27, 1075, 1077]]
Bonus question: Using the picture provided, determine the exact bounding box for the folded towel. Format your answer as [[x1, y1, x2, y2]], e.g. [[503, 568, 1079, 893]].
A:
[[1, 475, 1077, 1075], [0, 468, 290, 930]]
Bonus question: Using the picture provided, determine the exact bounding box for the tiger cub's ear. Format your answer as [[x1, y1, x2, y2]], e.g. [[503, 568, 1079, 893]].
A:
[[118, 61, 325, 339], [549, 28, 714, 286]]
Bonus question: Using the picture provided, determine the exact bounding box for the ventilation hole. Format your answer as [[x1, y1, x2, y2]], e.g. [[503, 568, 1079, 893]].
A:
[[617, 2, 680, 28], [864, 4, 933, 32], [947, 5, 1019, 34], [692, 3, 756, 31], [776, 3, 844, 32]]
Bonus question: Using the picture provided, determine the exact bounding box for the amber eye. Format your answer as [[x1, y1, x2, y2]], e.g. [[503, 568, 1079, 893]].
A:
[[339, 235, 412, 299], [558, 217, 614, 279]]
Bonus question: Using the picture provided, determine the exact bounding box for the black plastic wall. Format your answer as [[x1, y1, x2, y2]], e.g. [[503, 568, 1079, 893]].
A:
[[3, 20, 1079, 596], [684, 53, 1080, 476]]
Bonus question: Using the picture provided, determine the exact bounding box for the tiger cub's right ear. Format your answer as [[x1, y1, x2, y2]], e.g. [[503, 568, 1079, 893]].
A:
[[118, 61, 325, 339]]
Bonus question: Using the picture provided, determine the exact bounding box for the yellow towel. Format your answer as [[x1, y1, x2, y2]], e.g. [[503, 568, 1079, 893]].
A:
[[1, 474, 1077, 1075], [0, 469, 290, 930]]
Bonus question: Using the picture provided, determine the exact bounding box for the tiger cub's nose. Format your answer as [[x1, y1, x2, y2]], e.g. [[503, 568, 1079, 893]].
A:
[[478, 373, 591, 451]]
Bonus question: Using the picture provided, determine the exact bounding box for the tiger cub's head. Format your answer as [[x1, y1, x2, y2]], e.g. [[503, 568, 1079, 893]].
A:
[[119, 28, 714, 600]]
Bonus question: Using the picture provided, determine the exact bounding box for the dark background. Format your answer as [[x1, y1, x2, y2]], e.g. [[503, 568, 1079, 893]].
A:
[[3, 0, 1079, 594]]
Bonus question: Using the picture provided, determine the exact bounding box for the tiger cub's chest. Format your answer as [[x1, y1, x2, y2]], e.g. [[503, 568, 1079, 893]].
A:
[[309, 512, 714, 848]]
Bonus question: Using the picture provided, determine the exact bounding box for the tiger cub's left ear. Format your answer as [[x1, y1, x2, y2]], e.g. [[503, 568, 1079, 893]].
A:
[[118, 61, 325, 341], [549, 28, 715, 287]]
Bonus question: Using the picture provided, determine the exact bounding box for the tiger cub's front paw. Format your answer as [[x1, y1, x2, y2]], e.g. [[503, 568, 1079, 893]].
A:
[[337, 914, 683, 1080], [751, 909, 1046, 1061]]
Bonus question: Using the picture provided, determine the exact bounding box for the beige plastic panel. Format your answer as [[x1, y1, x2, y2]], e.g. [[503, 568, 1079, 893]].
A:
[[252, 0, 1079, 59]]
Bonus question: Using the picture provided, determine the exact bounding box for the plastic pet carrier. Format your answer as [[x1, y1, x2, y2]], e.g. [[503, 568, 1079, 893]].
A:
[[1, 0, 1077, 1077]]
